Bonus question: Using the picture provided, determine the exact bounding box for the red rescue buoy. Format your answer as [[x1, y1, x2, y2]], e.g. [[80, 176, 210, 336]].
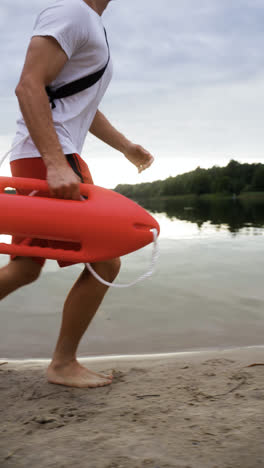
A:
[[0, 176, 160, 263]]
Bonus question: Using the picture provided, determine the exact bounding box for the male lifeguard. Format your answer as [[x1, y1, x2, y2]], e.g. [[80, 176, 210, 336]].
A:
[[0, 0, 154, 388]]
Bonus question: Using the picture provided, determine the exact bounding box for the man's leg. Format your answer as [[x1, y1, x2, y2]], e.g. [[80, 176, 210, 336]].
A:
[[47, 257, 121, 388], [0, 257, 42, 301]]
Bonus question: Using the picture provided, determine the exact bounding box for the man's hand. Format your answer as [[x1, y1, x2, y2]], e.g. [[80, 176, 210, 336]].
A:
[[123, 143, 154, 174], [46, 165, 81, 200], [89, 111, 154, 173]]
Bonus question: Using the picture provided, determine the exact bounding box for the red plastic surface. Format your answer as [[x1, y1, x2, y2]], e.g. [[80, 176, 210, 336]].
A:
[[0, 176, 160, 263]]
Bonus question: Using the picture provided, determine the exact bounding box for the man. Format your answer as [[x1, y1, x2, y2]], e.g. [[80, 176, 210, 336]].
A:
[[0, 0, 154, 388]]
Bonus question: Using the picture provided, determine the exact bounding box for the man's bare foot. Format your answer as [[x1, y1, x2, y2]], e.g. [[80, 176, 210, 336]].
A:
[[47, 360, 113, 388]]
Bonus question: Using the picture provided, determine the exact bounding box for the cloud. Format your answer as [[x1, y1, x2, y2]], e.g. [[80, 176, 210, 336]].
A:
[[105, 0, 264, 87], [0, 0, 264, 170], [2, 0, 264, 93]]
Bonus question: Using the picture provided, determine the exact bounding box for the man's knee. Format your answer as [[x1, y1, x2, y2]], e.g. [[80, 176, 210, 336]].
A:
[[11, 257, 42, 285], [89, 257, 121, 284], [23, 266, 41, 285], [107, 257, 121, 282]]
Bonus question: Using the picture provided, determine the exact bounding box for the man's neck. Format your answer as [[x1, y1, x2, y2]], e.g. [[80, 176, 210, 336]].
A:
[[82, 0, 109, 16]]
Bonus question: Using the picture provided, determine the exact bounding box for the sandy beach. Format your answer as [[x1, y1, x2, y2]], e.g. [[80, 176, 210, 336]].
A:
[[1, 346, 264, 468]]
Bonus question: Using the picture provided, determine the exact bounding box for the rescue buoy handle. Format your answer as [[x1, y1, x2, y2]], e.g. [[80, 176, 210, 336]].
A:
[[0, 176, 91, 200], [0, 176, 47, 194]]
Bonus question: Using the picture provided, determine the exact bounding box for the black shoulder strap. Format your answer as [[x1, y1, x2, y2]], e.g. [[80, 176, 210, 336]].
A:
[[46, 28, 110, 109]]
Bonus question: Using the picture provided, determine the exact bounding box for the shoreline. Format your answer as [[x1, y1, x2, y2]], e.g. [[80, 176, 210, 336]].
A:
[[2, 344, 264, 365], [117, 191, 264, 203]]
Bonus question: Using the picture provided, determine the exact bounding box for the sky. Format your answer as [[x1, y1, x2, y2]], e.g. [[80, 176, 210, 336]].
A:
[[0, 0, 264, 188]]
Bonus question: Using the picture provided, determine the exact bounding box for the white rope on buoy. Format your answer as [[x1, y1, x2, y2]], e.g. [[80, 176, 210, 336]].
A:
[[85, 228, 159, 288]]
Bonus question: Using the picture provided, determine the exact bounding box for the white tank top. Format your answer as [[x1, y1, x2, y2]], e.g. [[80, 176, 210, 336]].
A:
[[10, 0, 113, 162]]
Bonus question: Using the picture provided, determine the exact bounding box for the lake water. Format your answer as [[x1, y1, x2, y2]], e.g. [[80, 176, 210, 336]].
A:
[[145, 196, 264, 240], [0, 197, 264, 359]]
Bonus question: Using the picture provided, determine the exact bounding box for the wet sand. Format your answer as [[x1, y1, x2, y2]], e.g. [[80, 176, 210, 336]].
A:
[[1, 347, 264, 468]]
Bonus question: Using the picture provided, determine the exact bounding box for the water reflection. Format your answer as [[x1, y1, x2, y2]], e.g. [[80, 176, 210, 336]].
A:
[[139, 197, 264, 236]]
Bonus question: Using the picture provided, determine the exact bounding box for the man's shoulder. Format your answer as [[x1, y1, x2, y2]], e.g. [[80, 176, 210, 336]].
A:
[[38, 0, 93, 23]]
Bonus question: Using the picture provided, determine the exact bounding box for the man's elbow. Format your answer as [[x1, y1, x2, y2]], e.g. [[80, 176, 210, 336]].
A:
[[15, 81, 22, 97], [15, 76, 43, 99], [15, 77, 31, 98]]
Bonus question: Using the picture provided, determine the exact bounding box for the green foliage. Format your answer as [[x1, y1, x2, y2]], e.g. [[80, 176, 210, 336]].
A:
[[252, 166, 264, 191], [114, 160, 264, 199]]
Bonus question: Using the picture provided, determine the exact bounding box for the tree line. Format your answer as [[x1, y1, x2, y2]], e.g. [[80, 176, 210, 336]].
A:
[[115, 160, 264, 199]]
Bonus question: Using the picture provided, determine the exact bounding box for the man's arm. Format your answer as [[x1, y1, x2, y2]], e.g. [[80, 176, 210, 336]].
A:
[[15, 36, 80, 199], [90, 110, 154, 173]]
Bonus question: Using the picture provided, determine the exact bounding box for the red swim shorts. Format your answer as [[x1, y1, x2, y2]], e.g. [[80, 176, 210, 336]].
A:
[[10, 154, 94, 268]]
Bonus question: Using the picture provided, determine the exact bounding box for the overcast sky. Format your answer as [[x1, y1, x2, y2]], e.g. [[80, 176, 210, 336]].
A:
[[1, 0, 264, 187]]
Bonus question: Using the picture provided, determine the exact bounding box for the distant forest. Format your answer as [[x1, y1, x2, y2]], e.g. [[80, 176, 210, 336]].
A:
[[115, 160, 264, 199]]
